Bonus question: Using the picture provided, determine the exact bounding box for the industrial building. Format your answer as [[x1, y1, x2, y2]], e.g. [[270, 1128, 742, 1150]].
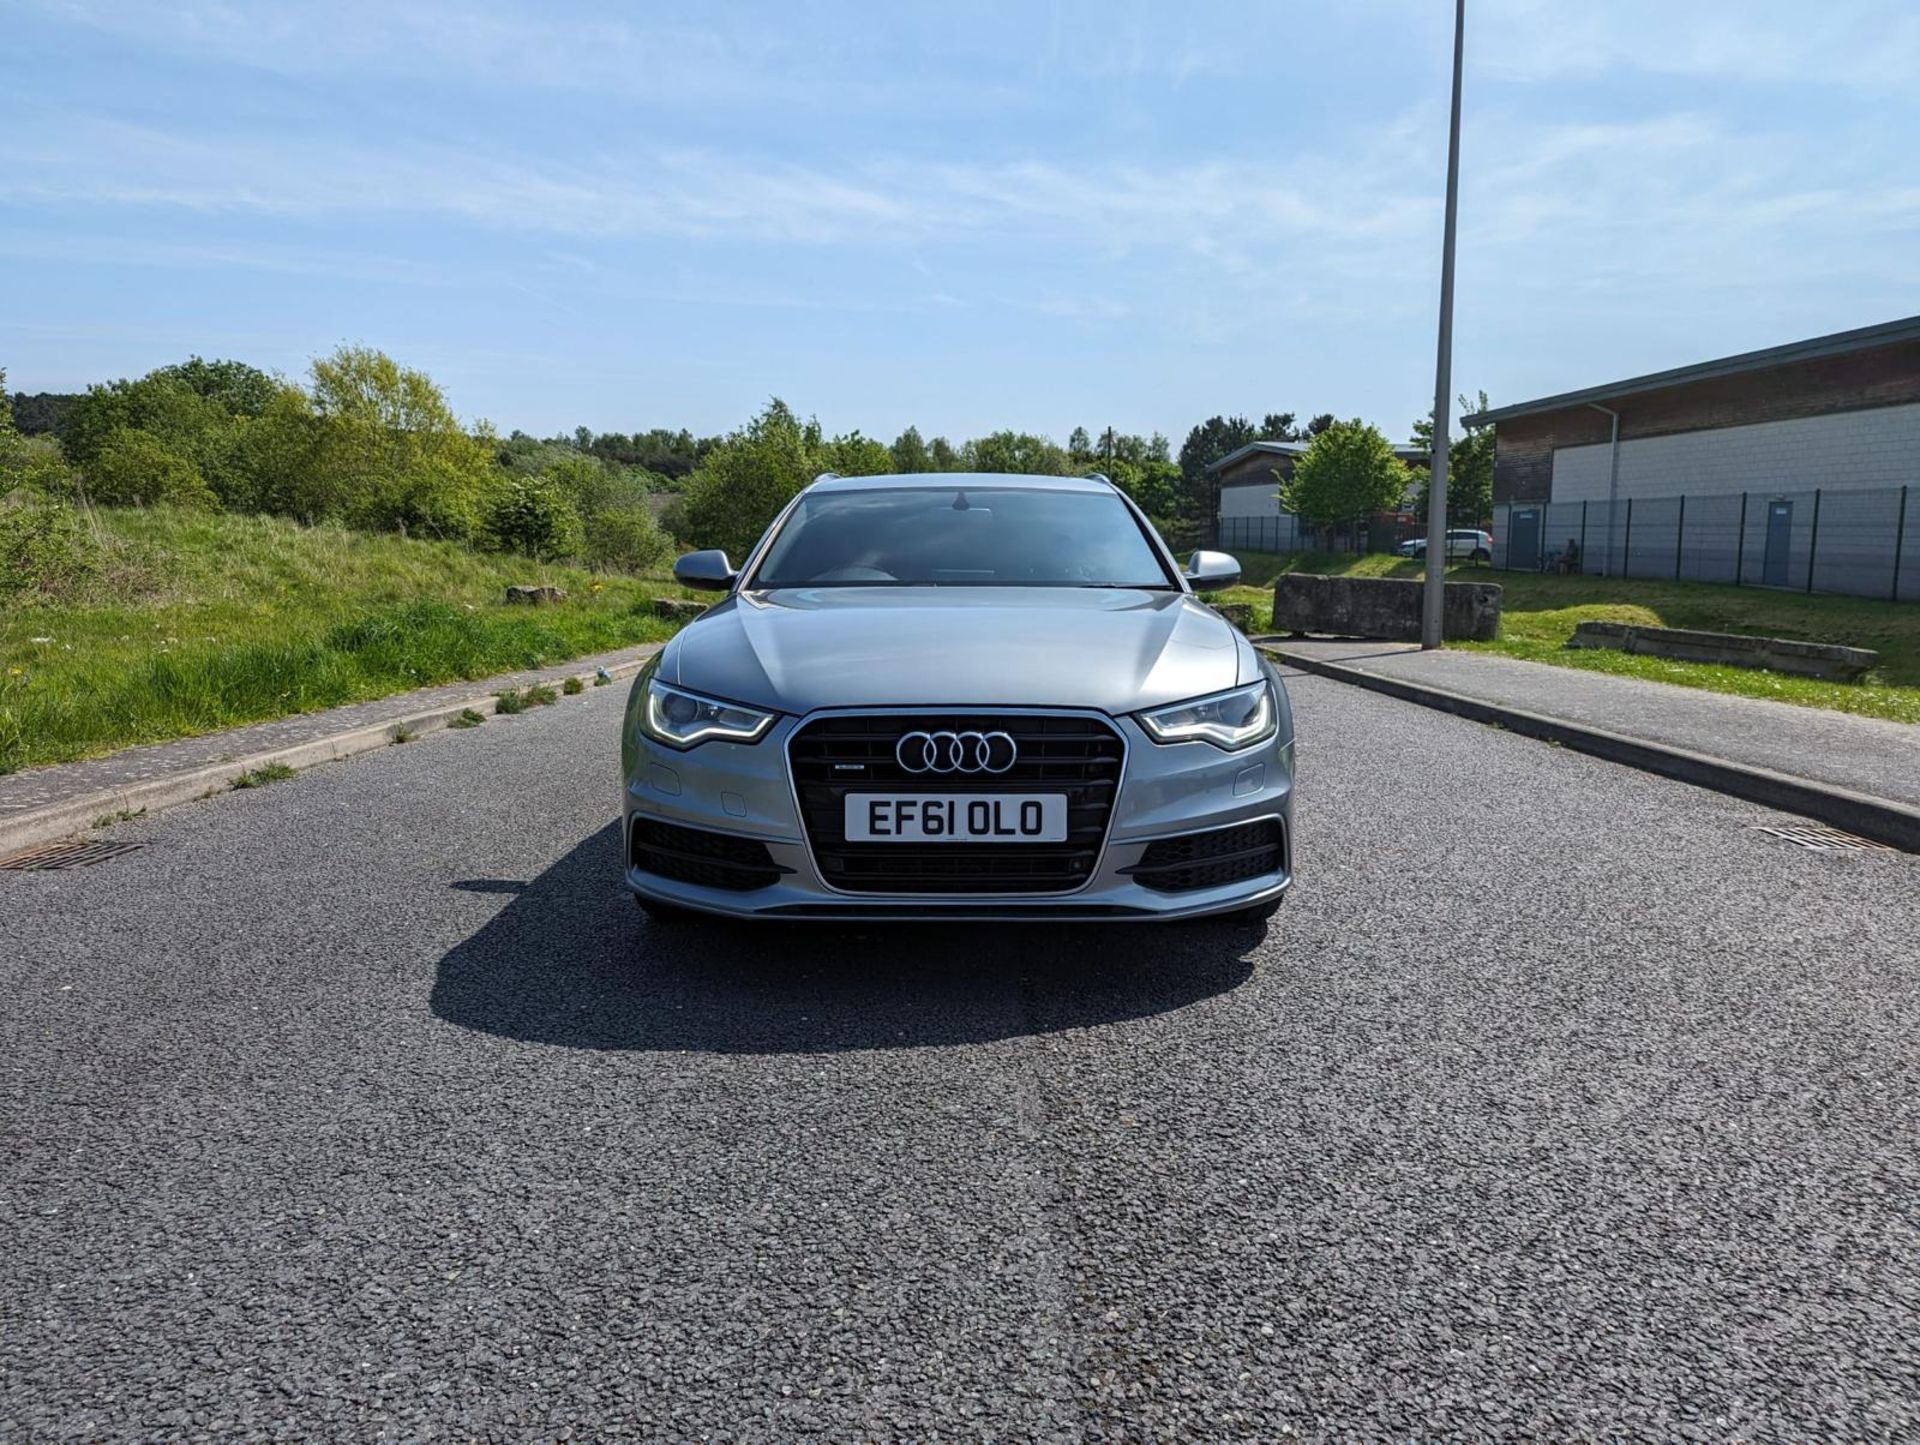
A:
[[1466, 316, 1920, 596]]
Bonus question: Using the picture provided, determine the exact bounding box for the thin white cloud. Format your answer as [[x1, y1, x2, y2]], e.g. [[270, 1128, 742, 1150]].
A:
[[12, 0, 1038, 112], [0, 114, 1434, 255], [1474, 0, 1920, 88]]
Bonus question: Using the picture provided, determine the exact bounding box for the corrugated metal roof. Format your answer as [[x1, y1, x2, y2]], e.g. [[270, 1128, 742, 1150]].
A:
[[1464, 314, 1920, 428], [1207, 439, 1427, 475]]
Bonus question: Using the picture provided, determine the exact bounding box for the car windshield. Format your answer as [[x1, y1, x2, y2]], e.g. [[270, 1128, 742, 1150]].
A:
[[748, 486, 1176, 589]]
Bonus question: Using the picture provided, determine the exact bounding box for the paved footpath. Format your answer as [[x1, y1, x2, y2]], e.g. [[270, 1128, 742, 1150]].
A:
[[1263, 639, 1920, 811], [0, 642, 663, 831]]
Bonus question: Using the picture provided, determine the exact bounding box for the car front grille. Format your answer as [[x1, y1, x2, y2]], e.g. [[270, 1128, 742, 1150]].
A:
[[787, 713, 1125, 894], [1124, 818, 1286, 894], [630, 817, 789, 892]]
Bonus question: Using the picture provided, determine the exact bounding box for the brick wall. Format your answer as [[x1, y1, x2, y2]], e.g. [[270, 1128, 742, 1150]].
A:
[[1491, 337, 1920, 504]]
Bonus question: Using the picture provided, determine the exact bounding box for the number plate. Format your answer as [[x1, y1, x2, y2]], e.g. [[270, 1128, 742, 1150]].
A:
[[844, 794, 1068, 843]]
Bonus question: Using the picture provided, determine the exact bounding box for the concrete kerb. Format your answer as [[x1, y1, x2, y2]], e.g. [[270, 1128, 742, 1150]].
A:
[[1260, 640, 1920, 854], [0, 656, 655, 858]]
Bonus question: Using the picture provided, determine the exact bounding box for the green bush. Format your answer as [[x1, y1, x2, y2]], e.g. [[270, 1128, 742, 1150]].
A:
[[484, 473, 584, 559], [86, 427, 220, 508], [1, 431, 76, 501], [584, 504, 670, 573], [223, 349, 496, 538], [0, 496, 100, 597], [345, 448, 490, 540]]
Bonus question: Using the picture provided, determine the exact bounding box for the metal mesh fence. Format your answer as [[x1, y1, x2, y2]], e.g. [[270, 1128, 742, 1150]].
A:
[[1217, 515, 1306, 555], [1493, 484, 1919, 602]]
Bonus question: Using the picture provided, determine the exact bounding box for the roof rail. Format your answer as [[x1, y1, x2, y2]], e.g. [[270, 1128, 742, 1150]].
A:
[[1082, 470, 1115, 487], [812, 471, 840, 484]]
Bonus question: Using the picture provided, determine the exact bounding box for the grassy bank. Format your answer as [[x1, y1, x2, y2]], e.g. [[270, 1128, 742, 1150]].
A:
[[1, 507, 691, 774], [1227, 549, 1920, 724]]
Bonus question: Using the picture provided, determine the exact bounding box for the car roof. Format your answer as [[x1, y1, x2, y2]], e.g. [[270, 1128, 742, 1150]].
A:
[[806, 471, 1118, 495]]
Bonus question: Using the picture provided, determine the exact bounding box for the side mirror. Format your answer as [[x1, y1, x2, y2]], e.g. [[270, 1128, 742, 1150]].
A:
[[1184, 550, 1242, 591], [672, 549, 737, 592]]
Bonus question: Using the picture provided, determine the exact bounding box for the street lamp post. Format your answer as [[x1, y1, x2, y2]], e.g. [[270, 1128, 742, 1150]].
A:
[[1421, 0, 1467, 649]]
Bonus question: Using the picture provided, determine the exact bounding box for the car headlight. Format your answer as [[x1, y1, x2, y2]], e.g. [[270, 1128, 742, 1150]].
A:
[[1136, 680, 1275, 750], [639, 677, 775, 749]]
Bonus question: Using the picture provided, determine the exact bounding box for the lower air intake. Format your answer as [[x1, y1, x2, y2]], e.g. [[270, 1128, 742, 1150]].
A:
[[630, 818, 788, 892], [1125, 818, 1286, 894]]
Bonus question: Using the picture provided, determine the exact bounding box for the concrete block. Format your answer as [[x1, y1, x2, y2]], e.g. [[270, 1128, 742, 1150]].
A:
[[1567, 621, 1878, 681], [1271, 574, 1502, 642]]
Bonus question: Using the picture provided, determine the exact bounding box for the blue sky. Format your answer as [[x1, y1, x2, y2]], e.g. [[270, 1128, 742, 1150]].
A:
[[4, 0, 1917, 444]]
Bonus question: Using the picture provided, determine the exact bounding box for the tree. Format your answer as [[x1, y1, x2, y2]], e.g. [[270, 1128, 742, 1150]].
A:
[[1411, 390, 1495, 527], [1107, 457, 1182, 520], [1259, 412, 1300, 441], [302, 346, 498, 538], [1280, 420, 1409, 537], [149, 357, 276, 417], [7, 392, 82, 436], [1067, 425, 1092, 461], [926, 435, 958, 470], [1176, 415, 1259, 533], [676, 399, 828, 559], [58, 373, 236, 471], [960, 431, 1071, 475], [819, 430, 895, 478], [1305, 412, 1336, 437], [890, 425, 932, 474]]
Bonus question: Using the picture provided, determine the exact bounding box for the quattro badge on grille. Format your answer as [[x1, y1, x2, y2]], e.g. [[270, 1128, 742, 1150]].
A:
[[895, 730, 1018, 775]]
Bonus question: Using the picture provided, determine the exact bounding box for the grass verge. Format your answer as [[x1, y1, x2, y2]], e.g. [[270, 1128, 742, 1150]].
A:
[[1, 507, 694, 774], [1231, 549, 1920, 723]]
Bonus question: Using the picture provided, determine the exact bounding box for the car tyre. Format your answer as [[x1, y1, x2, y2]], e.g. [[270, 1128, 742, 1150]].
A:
[[1472, 547, 1491, 563]]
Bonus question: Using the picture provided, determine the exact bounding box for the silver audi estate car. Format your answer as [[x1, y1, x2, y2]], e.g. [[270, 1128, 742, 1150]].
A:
[[620, 472, 1295, 922]]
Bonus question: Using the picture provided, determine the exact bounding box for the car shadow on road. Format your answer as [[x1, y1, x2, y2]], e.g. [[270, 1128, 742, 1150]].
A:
[[429, 822, 1261, 1055]]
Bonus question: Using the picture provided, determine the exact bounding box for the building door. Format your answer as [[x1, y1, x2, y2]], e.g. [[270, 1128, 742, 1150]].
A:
[[1507, 508, 1541, 571], [1762, 500, 1793, 587]]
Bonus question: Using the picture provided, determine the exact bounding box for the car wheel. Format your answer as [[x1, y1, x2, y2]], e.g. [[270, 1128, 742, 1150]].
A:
[[634, 893, 698, 924], [1472, 547, 1491, 563]]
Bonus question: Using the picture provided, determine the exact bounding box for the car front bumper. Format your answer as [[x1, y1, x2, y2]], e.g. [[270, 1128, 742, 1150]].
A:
[[620, 706, 1294, 922]]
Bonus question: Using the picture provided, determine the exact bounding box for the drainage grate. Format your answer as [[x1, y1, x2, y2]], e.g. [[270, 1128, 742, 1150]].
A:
[[0, 839, 147, 871], [1751, 822, 1896, 854]]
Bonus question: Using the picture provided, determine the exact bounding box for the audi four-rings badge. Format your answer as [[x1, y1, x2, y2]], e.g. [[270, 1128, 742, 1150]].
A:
[[895, 729, 1019, 774]]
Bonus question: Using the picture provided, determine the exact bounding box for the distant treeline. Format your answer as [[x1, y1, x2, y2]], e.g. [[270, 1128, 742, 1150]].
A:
[[6, 350, 1484, 600]]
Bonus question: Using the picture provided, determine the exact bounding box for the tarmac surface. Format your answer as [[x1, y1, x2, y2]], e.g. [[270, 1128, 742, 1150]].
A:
[[5, 670, 1918, 1441]]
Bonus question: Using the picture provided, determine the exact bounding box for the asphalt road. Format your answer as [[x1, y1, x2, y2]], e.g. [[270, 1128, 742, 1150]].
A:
[[4, 673, 1918, 1442]]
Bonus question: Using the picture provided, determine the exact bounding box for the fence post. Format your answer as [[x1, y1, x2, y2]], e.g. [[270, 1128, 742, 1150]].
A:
[[1579, 499, 1588, 566], [1892, 485, 1909, 603], [1807, 487, 1822, 594], [1675, 493, 1686, 580], [1623, 498, 1634, 577], [1735, 491, 1747, 585]]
